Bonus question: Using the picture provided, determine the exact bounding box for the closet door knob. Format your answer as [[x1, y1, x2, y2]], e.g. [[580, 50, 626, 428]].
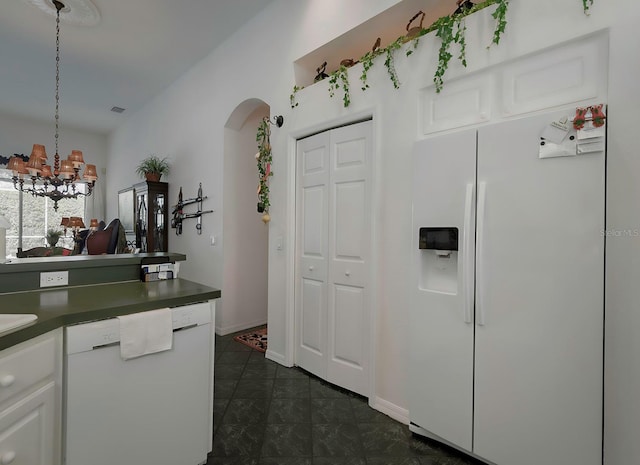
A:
[[308, 266, 314, 271], [345, 271, 351, 277]]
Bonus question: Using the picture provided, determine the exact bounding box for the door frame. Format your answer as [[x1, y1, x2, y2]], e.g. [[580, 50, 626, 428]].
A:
[[284, 109, 380, 400]]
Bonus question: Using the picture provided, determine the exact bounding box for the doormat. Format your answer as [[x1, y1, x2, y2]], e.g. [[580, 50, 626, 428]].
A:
[[233, 327, 267, 353]]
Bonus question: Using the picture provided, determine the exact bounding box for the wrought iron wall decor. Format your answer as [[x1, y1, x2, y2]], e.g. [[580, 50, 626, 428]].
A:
[[171, 183, 213, 235]]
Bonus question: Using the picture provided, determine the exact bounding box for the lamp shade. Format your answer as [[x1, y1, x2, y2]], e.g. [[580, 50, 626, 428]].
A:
[[68, 150, 85, 168], [83, 164, 98, 181], [89, 218, 99, 229], [60, 217, 70, 227], [31, 144, 47, 162], [26, 156, 43, 176], [59, 159, 75, 179], [7, 157, 24, 175], [68, 217, 85, 229], [40, 165, 53, 178]]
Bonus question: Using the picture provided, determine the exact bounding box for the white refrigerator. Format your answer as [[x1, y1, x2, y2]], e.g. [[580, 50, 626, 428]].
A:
[[409, 110, 605, 465]]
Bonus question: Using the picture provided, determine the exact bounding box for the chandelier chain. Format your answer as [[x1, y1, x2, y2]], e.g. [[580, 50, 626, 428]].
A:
[[55, 1, 61, 167]]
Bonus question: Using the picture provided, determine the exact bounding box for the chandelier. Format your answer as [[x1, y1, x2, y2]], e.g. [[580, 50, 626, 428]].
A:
[[6, 0, 97, 212]]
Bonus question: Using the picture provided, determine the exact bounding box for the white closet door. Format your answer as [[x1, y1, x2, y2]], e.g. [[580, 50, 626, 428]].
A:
[[295, 132, 330, 379], [295, 120, 372, 396], [410, 130, 477, 451], [474, 112, 604, 465], [326, 121, 372, 397]]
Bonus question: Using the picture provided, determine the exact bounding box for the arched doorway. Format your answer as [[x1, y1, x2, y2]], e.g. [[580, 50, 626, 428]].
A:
[[219, 99, 270, 334]]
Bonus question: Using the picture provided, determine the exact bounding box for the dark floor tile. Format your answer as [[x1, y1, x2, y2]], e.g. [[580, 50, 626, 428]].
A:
[[207, 457, 259, 465], [276, 365, 310, 379], [267, 398, 311, 423], [260, 458, 312, 465], [248, 351, 271, 363], [215, 379, 238, 399], [261, 424, 312, 457], [350, 397, 395, 423], [241, 363, 277, 379], [309, 377, 352, 399], [368, 458, 422, 465], [223, 398, 270, 424], [215, 363, 246, 380], [212, 424, 264, 457], [311, 398, 355, 423], [225, 340, 254, 352], [359, 423, 435, 457], [273, 377, 310, 398], [213, 398, 230, 433], [218, 351, 252, 364], [233, 378, 274, 398], [313, 458, 366, 465], [312, 423, 363, 457], [204, 456, 260, 465]]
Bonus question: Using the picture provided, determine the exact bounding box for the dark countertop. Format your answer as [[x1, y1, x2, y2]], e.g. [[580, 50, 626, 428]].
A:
[[0, 252, 187, 273], [0, 278, 221, 351]]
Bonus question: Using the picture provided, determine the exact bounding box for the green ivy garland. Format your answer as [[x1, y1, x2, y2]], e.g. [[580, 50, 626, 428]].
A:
[[328, 65, 351, 107], [291, 0, 592, 107], [255, 117, 273, 217]]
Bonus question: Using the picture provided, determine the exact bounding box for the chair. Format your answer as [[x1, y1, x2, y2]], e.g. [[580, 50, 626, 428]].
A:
[[86, 219, 124, 255]]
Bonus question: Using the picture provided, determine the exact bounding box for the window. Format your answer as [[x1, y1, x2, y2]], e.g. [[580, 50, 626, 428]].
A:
[[0, 169, 86, 258]]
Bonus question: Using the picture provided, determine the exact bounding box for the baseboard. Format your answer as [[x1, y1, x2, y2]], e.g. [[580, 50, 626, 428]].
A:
[[265, 349, 291, 366], [215, 318, 267, 336], [369, 396, 410, 425]]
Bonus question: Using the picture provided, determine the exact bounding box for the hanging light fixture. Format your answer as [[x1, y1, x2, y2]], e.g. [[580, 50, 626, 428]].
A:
[[7, 0, 97, 212]]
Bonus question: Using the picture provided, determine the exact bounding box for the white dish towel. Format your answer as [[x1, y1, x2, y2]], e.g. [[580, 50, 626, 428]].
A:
[[117, 308, 173, 360]]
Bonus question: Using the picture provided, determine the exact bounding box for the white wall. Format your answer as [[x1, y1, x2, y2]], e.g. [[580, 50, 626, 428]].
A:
[[0, 111, 108, 220], [219, 105, 269, 334], [105, 1, 640, 463]]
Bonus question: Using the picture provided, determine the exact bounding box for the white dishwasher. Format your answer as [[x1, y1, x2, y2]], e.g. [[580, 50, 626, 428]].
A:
[[64, 301, 215, 465]]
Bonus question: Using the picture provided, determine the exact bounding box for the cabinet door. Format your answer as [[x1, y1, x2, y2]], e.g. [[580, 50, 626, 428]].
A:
[[473, 112, 604, 465], [0, 382, 56, 465], [410, 130, 477, 451]]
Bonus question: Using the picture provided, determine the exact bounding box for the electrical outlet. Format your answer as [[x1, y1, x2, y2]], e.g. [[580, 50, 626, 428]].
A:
[[40, 271, 69, 288]]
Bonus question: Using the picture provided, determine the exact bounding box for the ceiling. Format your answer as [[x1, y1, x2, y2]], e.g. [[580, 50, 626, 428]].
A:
[[0, 0, 276, 135]]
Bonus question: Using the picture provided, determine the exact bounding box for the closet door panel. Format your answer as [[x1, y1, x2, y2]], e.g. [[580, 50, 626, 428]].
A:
[[295, 133, 330, 379]]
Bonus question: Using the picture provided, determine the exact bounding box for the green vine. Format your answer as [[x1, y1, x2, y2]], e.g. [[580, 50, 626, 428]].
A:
[[491, 0, 509, 46], [255, 118, 273, 214], [328, 65, 351, 107], [359, 49, 381, 91], [384, 38, 403, 89], [290, 0, 594, 107], [290, 85, 303, 109]]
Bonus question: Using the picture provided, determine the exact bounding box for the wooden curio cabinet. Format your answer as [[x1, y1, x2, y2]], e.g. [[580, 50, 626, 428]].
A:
[[134, 181, 168, 252]]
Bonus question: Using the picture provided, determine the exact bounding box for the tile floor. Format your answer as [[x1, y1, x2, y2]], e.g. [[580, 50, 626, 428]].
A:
[[205, 328, 482, 465]]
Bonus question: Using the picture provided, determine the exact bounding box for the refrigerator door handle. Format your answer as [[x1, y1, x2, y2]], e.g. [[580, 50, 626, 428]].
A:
[[476, 181, 487, 326], [463, 183, 474, 324]]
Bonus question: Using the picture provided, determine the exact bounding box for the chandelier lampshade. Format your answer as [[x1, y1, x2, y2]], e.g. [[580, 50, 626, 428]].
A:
[[6, 0, 98, 211]]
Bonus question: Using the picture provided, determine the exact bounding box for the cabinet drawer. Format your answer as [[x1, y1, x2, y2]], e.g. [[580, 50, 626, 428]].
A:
[[0, 335, 56, 406], [0, 382, 56, 465]]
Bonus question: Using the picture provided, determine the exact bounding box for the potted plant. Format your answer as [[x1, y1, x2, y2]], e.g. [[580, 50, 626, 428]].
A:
[[46, 228, 62, 247], [136, 155, 170, 182]]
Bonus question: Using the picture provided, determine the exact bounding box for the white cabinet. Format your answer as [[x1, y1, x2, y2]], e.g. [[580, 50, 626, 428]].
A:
[[410, 111, 605, 465], [0, 330, 62, 465], [295, 121, 373, 397]]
